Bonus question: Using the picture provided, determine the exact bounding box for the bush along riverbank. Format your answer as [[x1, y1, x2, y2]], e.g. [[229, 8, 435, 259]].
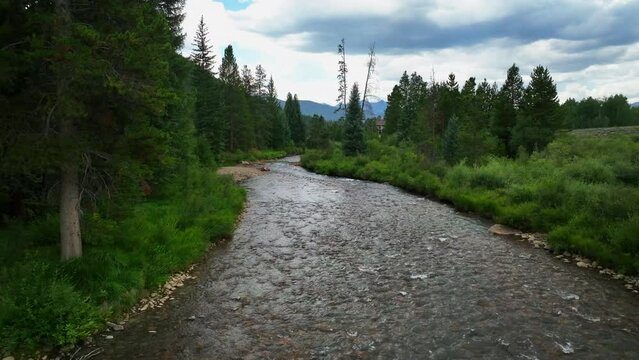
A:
[[0, 167, 245, 354], [302, 134, 639, 276]]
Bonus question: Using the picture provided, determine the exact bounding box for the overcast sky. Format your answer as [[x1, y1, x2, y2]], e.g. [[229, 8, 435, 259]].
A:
[[182, 0, 639, 105]]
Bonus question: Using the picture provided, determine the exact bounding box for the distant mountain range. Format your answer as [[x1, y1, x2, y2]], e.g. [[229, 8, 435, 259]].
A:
[[278, 99, 387, 121], [632, 102, 639, 108]]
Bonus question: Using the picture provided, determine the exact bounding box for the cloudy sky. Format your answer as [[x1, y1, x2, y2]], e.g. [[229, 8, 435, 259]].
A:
[[182, 0, 639, 105]]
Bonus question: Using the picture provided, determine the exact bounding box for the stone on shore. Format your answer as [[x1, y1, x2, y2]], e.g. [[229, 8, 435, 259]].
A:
[[488, 224, 521, 236]]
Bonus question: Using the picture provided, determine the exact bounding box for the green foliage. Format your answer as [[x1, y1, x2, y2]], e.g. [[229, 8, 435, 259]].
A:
[[303, 133, 639, 274], [491, 64, 524, 155], [216, 149, 288, 166], [512, 65, 561, 153], [0, 169, 245, 352], [343, 83, 365, 156], [306, 115, 331, 149], [284, 93, 305, 147], [443, 115, 460, 164]]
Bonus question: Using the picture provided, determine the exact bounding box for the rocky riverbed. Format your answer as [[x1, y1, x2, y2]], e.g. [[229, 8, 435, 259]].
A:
[[73, 156, 639, 359]]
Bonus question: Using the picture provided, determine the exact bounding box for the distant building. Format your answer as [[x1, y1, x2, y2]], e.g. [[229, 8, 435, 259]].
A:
[[375, 118, 385, 134]]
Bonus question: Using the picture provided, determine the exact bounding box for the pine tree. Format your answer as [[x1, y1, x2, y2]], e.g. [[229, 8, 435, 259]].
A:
[[267, 76, 277, 100], [306, 115, 330, 149], [241, 65, 254, 95], [383, 85, 402, 136], [446, 73, 459, 92], [0, 0, 186, 259], [219, 45, 241, 88], [153, 0, 186, 48], [254, 64, 267, 97], [343, 83, 365, 156], [492, 63, 524, 156], [512, 65, 560, 153], [283, 93, 305, 147], [476, 78, 497, 128], [191, 16, 215, 72]]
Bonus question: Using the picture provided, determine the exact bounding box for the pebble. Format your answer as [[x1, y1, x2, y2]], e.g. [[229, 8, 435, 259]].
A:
[[105, 335, 114, 340], [576, 261, 589, 268], [398, 291, 408, 296], [148, 330, 157, 334]]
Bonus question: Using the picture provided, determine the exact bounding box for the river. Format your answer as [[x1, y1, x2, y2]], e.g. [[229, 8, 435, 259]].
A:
[[85, 156, 639, 359]]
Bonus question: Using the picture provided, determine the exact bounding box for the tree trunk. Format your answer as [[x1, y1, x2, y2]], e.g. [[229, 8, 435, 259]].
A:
[[60, 149, 82, 260], [56, 0, 82, 260], [361, 44, 376, 113]]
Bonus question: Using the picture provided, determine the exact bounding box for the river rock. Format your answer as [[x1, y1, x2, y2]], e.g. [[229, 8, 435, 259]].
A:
[[488, 224, 520, 236], [3, 356, 15, 360], [576, 261, 589, 268], [107, 321, 124, 331]]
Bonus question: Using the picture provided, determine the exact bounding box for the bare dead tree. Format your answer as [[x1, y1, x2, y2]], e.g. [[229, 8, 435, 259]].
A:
[[361, 42, 377, 115], [335, 38, 348, 118]]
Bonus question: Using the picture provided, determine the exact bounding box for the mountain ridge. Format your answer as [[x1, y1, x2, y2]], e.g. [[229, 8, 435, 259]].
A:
[[278, 99, 387, 121]]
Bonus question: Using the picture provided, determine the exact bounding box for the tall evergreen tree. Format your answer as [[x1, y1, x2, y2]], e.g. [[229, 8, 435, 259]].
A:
[[219, 45, 241, 87], [446, 73, 459, 92], [343, 83, 365, 156], [0, 0, 188, 259], [241, 65, 254, 95], [254, 64, 267, 97], [493, 63, 524, 156], [267, 76, 277, 99], [383, 85, 402, 136], [191, 16, 215, 72], [152, 0, 186, 48], [284, 93, 303, 146], [476, 78, 498, 128], [512, 65, 560, 153]]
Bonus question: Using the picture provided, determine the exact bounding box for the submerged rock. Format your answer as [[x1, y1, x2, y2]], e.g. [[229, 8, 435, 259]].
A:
[[556, 341, 574, 354]]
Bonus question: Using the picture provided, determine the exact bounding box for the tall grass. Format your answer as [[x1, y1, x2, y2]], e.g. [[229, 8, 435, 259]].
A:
[[303, 134, 639, 274], [0, 168, 245, 352]]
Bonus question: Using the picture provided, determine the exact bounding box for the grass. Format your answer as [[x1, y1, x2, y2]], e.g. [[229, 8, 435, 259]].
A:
[[0, 167, 245, 353], [302, 134, 639, 274], [216, 149, 291, 166]]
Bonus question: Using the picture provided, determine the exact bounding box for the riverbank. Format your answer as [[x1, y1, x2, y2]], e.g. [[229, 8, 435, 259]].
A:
[[217, 161, 271, 182], [302, 134, 639, 276], [0, 167, 245, 357]]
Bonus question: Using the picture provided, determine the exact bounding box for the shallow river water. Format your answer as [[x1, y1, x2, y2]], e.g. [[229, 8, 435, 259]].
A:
[[88, 157, 639, 359]]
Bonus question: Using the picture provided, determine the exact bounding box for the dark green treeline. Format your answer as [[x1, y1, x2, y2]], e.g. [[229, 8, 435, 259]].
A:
[[0, 1, 294, 227], [381, 64, 639, 162]]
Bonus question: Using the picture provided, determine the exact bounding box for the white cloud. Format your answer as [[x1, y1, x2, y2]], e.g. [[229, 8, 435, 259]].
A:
[[182, 0, 639, 104]]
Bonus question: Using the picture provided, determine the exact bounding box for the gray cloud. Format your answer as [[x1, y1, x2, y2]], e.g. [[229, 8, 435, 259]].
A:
[[249, 1, 639, 56]]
